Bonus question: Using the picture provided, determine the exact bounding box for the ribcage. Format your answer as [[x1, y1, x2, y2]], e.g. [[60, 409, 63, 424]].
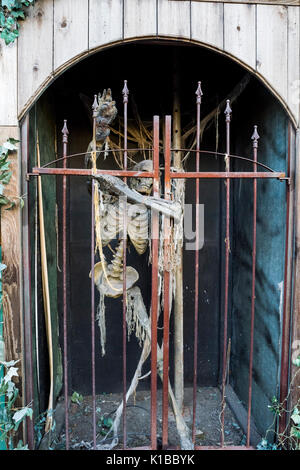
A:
[[99, 200, 149, 255]]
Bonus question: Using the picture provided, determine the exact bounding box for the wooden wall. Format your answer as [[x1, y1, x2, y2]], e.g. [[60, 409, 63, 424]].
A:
[[0, 0, 298, 127]]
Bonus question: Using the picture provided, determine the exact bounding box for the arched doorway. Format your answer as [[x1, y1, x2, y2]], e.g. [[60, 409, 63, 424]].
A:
[[21, 40, 295, 450]]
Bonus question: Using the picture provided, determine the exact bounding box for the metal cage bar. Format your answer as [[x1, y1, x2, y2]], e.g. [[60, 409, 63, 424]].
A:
[[150, 116, 160, 450], [220, 100, 232, 447], [26, 80, 291, 451], [192, 82, 203, 444], [122, 80, 129, 449], [246, 126, 259, 447], [162, 116, 172, 448], [62, 120, 69, 450]]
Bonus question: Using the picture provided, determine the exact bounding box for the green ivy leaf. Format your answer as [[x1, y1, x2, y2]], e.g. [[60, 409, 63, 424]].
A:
[[0, 26, 18, 44], [7, 138, 19, 145], [0, 147, 9, 157], [6, 380, 15, 400], [0, 359, 19, 367], [3, 366, 19, 384], [10, 10, 24, 19], [0, 11, 6, 26], [291, 409, 300, 425], [71, 391, 83, 405], [0, 195, 11, 206], [1, 1, 16, 11], [5, 200, 16, 210], [293, 355, 300, 367], [0, 162, 11, 171], [6, 15, 15, 27], [291, 426, 300, 439], [0, 171, 12, 184], [13, 407, 33, 428]]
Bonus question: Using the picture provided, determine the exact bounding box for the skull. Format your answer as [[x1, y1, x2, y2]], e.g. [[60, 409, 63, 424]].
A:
[[129, 160, 153, 195]]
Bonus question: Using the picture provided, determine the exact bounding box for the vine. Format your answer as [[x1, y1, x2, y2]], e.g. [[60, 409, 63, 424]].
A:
[[257, 355, 300, 450], [0, 359, 33, 449], [0, 138, 23, 210], [0, 0, 35, 45]]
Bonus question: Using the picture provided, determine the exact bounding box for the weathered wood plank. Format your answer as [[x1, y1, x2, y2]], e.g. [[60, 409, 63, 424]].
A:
[[0, 40, 17, 126], [54, 0, 89, 70], [17, 0, 54, 117], [224, 4, 256, 68], [256, 5, 288, 101], [158, 0, 191, 38], [124, 0, 157, 38], [182, 1, 300, 5], [0, 126, 21, 368], [191, 2, 224, 49], [89, 0, 123, 49], [287, 6, 300, 125]]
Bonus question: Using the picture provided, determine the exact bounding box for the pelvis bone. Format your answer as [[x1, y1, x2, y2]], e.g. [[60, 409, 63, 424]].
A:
[[91, 241, 139, 298]]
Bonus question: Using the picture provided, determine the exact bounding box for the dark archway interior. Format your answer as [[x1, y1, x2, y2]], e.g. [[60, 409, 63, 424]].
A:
[[27, 41, 289, 438]]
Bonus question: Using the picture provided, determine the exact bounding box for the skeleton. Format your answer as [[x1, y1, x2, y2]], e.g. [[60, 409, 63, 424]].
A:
[[87, 90, 192, 449], [92, 160, 154, 300]]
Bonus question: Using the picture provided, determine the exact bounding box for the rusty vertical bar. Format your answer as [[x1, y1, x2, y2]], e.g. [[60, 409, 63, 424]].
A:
[[151, 116, 160, 450], [122, 80, 129, 449], [192, 82, 203, 444], [21, 114, 35, 449], [91, 180, 96, 449], [221, 100, 232, 447], [279, 122, 292, 435], [62, 120, 69, 449], [246, 126, 259, 447], [162, 115, 171, 449], [91, 95, 98, 449]]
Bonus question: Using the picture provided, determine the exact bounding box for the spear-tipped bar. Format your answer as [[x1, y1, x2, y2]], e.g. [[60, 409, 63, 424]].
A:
[[92, 94, 98, 117], [62, 119, 69, 144], [122, 80, 129, 104], [251, 125, 260, 149], [225, 99, 232, 123], [195, 81, 203, 104]]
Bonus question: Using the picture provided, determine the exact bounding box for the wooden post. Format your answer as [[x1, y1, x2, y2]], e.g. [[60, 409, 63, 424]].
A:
[[291, 128, 300, 409], [173, 53, 184, 413], [0, 126, 22, 366], [0, 126, 24, 446]]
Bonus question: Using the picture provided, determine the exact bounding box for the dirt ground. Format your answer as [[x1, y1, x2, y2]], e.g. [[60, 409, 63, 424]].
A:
[[52, 386, 244, 450]]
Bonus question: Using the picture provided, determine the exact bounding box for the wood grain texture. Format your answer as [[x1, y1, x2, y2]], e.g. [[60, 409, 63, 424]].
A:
[[158, 0, 191, 38], [224, 4, 256, 68], [12, 0, 300, 131], [54, 0, 89, 70], [0, 40, 17, 126], [17, 0, 54, 116], [191, 1, 224, 49], [186, 0, 299, 5], [287, 7, 300, 125], [256, 5, 288, 101], [89, 0, 123, 49], [0, 126, 21, 368], [124, 0, 157, 38]]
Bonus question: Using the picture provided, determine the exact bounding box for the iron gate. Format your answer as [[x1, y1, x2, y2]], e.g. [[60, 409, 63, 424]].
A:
[[23, 80, 292, 450]]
